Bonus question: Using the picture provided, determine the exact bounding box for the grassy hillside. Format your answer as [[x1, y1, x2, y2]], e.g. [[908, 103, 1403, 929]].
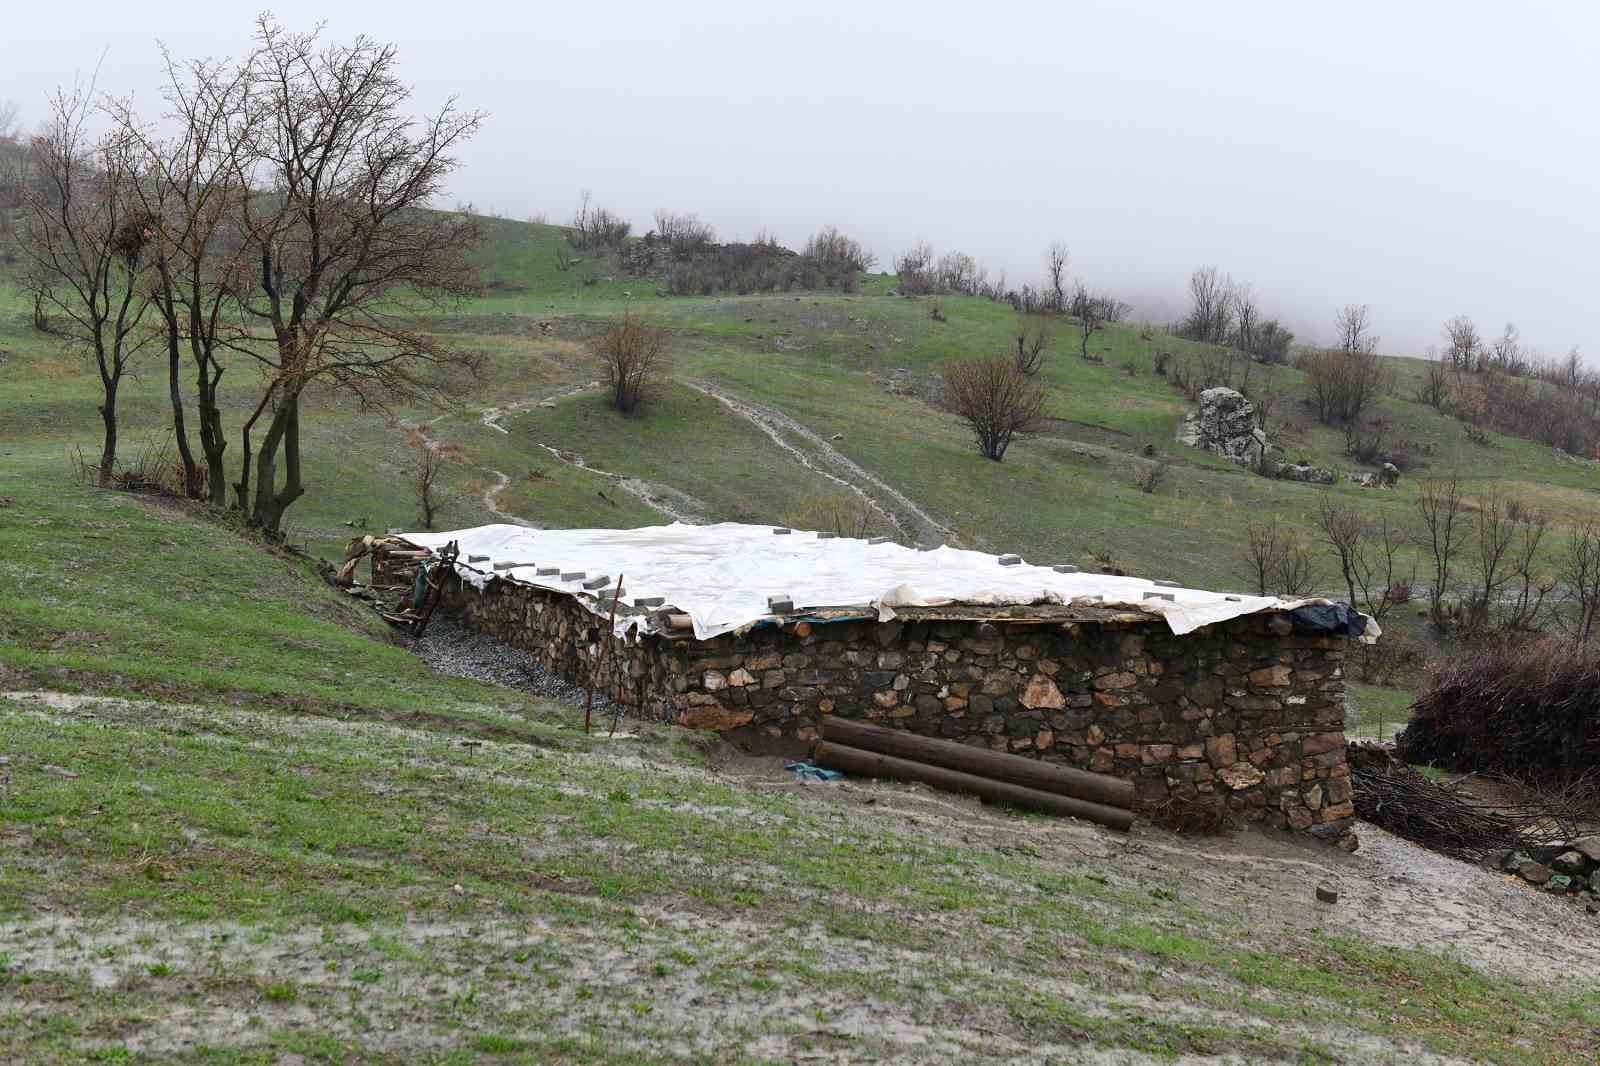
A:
[[4, 217, 1600, 1061], [4, 217, 1597, 719]]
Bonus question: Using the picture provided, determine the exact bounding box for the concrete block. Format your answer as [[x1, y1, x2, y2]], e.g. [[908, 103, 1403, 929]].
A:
[[582, 575, 611, 590], [998, 554, 1022, 566], [1144, 591, 1176, 602], [772, 527, 791, 534], [1053, 564, 1080, 573], [467, 554, 490, 563], [493, 560, 533, 571], [1154, 579, 1181, 588], [560, 572, 586, 582], [817, 532, 837, 540], [768, 595, 795, 613], [634, 596, 666, 608], [868, 536, 892, 545], [536, 567, 560, 576]]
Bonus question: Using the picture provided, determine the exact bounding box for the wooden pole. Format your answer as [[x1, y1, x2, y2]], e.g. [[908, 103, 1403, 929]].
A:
[[812, 741, 1134, 831], [585, 573, 623, 735], [820, 716, 1135, 810]]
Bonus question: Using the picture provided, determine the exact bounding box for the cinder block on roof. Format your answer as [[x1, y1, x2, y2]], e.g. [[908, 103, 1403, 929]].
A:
[[582, 575, 611, 590]]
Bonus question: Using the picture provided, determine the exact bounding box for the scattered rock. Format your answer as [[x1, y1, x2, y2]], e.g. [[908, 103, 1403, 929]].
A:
[[1551, 850, 1589, 876], [1546, 875, 1574, 894], [1517, 862, 1552, 885], [1315, 884, 1339, 904], [1573, 836, 1600, 863], [42, 765, 79, 779]]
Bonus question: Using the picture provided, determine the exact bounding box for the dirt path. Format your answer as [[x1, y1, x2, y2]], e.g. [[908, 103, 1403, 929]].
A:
[[481, 469, 537, 527], [684, 378, 956, 545], [480, 379, 600, 435]]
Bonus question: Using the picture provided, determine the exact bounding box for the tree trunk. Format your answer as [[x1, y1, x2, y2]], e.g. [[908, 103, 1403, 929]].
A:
[[164, 309, 201, 498], [249, 392, 306, 537], [97, 389, 117, 488], [196, 362, 227, 507]]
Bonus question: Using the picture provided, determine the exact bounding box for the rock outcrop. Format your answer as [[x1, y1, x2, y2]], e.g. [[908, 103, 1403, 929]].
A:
[[1181, 388, 1264, 465]]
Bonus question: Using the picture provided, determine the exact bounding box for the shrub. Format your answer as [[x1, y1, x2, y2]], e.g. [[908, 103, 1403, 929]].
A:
[[1298, 345, 1390, 424], [569, 192, 631, 250], [941, 355, 1046, 462], [593, 311, 668, 415], [783, 491, 878, 538], [1402, 637, 1600, 775]]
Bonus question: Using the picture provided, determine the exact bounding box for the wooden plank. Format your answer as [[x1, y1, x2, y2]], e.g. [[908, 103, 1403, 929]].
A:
[[811, 741, 1134, 831], [820, 716, 1135, 809]]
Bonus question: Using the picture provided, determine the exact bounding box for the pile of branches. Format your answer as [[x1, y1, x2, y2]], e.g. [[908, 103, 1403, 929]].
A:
[[1351, 748, 1579, 861], [1401, 637, 1600, 774]]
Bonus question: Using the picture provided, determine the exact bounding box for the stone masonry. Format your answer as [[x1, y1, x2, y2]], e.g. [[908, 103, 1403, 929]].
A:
[[386, 556, 1357, 848]]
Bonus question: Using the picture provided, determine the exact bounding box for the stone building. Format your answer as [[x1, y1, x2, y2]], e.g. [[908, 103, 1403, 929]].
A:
[[379, 523, 1368, 848]]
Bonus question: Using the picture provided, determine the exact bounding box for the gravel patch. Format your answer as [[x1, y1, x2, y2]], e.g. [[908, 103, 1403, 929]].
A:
[[407, 617, 610, 712]]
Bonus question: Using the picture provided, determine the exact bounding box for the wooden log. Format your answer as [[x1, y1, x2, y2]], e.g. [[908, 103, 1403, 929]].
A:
[[812, 741, 1134, 831], [821, 716, 1135, 809]]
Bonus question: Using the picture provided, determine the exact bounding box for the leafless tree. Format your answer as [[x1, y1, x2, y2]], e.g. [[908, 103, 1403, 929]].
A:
[[1559, 521, 1600, 643], [1442, 315, 1480, 372], [942, 355, 1046, 461], [0, 100, 20, 143], [1231, 284, 1258, 356], [1416, 348, 1451, 409], [1335, 304, 1378, 355], [1045, 240, 1068, 312], [408, 429, 461, 530], [1069, 279, 1127, 360], [1242, 515, 1318, 596], [1299, 345, 1389, 423], [19, 85, 156, 486], [1179, 267, 1234, 344], [595, 310, 668, 414], [1417, 475, 1465, 631], [653, 209, 714, 259], [894, 240, 935, 294], [1315, 497, 1412, 620], [570, 189, 630, 249], [1487, 322, 1522, 374], [229, 17, 485, 535], [1013, 312, 1052, 375], [108, 48, 259, 503]]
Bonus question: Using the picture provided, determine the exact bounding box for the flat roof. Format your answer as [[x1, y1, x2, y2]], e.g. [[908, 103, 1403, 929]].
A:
[[398, 522, 1351, 642]]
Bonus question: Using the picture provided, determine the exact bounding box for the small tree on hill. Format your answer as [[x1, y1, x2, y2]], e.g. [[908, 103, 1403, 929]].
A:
[[595, 310, 668, 414], [942, 355, 1045, 461], [408, 429, 462, 530], [1013, 313, 1052, 375], [19, 86, 155, 486]]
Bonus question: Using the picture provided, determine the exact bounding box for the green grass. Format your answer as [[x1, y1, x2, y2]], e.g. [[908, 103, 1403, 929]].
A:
[[3, 212, 1597, 1060]]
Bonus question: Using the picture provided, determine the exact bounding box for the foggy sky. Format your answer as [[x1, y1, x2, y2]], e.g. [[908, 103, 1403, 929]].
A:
[[9, 1, 1598, 358]]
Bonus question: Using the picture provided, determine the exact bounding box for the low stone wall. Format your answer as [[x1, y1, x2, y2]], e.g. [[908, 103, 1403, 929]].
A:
[[392, 559, 1356, 848]]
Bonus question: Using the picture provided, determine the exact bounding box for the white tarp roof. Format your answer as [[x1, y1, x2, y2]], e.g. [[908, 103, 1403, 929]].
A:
[[400, 522, 1367, 643]]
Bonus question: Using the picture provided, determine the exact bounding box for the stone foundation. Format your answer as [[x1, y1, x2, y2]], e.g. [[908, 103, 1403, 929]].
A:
[[386, 558, 1357, 847]]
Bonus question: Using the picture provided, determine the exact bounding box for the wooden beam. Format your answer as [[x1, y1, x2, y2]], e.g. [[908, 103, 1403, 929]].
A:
[[820, 717, 1135, 809], [811, 741, 1134, 831]]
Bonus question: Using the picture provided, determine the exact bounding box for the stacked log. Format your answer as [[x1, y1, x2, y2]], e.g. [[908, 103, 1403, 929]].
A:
[[813, 717, 1135, 831]]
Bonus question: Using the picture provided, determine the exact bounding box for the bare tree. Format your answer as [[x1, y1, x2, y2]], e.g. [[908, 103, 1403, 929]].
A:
[[1299, 345, 1390, 424], [1179, 267, 1234, 344], [942, 355, 1046, 461], [1442, 315, 1480, 372], [1242, 515, 1317, 596], [108, 48, 258, 503], [1416, 475, 1465, 631], [0, 100, 20, 145], [1070, 280, 1127, 360], [894, 240, 935, 294], [1559, 521, 1600, 643], [1488, 322, 1521, 374], [1335, 304, 1378, 355], [19, 86, 155, 486], [408, 429, 461, 530], [1045, 240, 1068, 312], [1013, 312, 1052, 376], [1314, 497, 1412, 620], [1231, 284, 1258, 356], [229, 17, 485, 535], [1416, 349, 1451, 409], [595, 310, 668, 414]]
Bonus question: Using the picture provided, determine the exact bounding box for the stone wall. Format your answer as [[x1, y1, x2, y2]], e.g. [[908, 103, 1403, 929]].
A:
[[390, 557, 1356, 848]]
